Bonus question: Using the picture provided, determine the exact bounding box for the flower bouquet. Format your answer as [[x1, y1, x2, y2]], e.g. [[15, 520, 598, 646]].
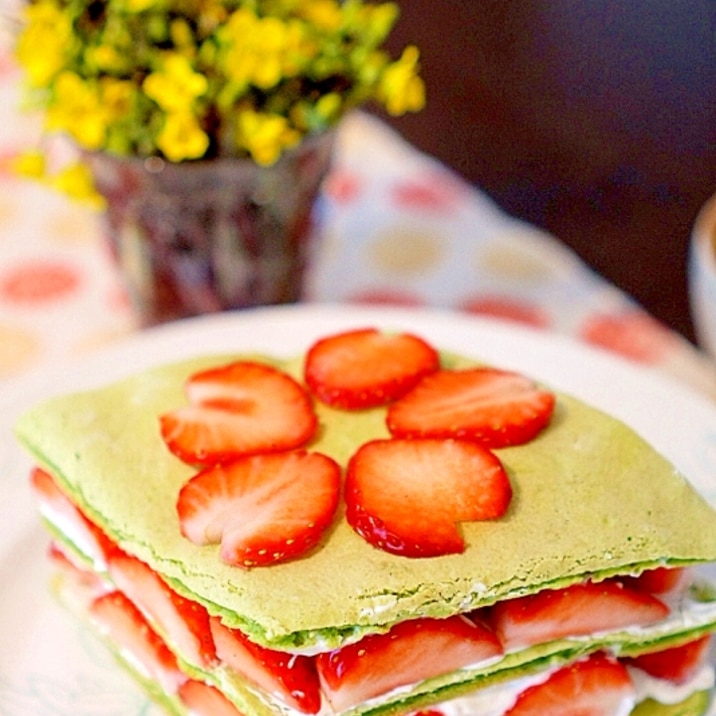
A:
[[10, 0, 425, 323]]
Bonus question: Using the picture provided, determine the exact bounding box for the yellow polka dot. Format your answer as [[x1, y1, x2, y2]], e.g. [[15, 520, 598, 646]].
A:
[[72, 324, 137, 357], [368, 226, 444, 276], [0, 196, 18, 226], [0, 324, 41, 377], [46, 206, 102, 247], [478, 245, 549, 281], [477, 228, 571, 282]]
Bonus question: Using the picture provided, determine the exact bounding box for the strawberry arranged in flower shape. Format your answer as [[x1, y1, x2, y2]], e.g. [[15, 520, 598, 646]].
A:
[[160, 361, 318, 466], [177, 451, 341, 568], [167, 328, 555, 563], [504, 652, 634, 715], [345, 438, 512, 557], [304, 328, 439, 409], [316, 615, 502, 712], [387, 367, 555, 448]]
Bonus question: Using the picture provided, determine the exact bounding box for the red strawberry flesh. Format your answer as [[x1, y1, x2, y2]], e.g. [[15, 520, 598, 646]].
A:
[[504, 652, 634, 715], [345, 438, 512, 556], [210, 617, 322, 713], [492, 579, 669, 650], [387, 367, 555, 448], [108, 552, 217, 668], [304, 328, 439, 409], [178, 680, 244, 716], [160, 361, 317, 466], [30, 467, 116, 569], [626, 635, 712, 684], [177, 450, 341, 567], [317, 615, 502, 711], [89, 590, 187, 694]]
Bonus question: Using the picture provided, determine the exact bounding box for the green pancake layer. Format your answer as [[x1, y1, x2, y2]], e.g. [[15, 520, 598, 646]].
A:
[[16, 351, 716, 651]]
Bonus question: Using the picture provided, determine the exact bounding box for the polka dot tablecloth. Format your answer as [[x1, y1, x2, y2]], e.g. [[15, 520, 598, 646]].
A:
[[1, 25, 715, 400]]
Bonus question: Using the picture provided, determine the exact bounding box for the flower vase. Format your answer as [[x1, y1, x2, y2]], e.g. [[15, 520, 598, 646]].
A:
[[84, 132, 334, 326]]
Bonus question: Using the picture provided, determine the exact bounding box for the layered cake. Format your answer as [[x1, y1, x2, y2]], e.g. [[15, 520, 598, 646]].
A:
[[15, 327, 716, 715]]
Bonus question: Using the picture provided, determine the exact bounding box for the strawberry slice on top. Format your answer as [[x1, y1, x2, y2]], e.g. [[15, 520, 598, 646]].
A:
[[160, 361, 318, 466], [345, 438, 512, 557], [304, 328, 440, 409], [177, 450, 341, 568], [387, 367, 556, 448]]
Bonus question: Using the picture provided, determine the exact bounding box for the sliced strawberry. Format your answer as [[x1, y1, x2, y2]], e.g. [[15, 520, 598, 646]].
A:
[[504, 652, 634, 715], [386, 367, 555, 448], [108, 552, 216, 668], [210, 617, 321, 713], [491, 579, 670, 650], [177, 450, 341, 568], [345, 438, 511, 557], [625, 566, 690, 597], [316, 615, 502, 712], [47, 541, 111, 605], [160, 361, 318, 466], [625, 635, 712, 684], [89, 590, 187, 694], [178, 680, 243, 716], [304, 328, 440, 409], [30, 467, 116, 569]]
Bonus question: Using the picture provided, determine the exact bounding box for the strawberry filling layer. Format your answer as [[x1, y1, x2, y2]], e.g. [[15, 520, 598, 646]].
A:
[[33, 467, 716, 716]]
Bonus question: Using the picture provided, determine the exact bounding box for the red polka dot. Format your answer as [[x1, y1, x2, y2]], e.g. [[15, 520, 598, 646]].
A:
[[346, 289, 426, 307], [391, 172, 463, 211], [324, 169, 363, 203], [0, 261, 82, 304], [579, 311, 674, 363], [460, 296, 550, 329]]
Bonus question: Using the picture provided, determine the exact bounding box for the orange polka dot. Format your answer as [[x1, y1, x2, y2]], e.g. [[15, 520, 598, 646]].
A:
[[460, 296, 551, 329], [579, 311, 675, 364], [0, 260, 82, 304], [0, 324, 40, 376]]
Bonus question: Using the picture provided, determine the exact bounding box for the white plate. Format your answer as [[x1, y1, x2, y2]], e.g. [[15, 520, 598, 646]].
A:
[[1, 303, 716, 715]]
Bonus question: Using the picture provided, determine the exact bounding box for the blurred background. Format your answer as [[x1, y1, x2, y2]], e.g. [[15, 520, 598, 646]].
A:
[[382, 0, 716, 344]]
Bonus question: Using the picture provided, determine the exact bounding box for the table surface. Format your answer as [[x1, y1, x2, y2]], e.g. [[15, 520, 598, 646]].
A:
[[1, 23, 714, 402]]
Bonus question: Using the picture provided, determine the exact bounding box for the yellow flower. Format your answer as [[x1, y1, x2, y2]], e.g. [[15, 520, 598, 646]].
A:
[[238, 110, 301, 166], [12, 150, 47, 180], [100, 78, 135, 120], [220, 9, 300, 91], [84, 44, 126, 74], [13, 0, 424, 169], [296, 0, 343, 31], [156, 111, 210, 161], [144, 54, 208, 112], [15, 0, 73, 87], [119, 0, 162, 12], [51, 162, 105, 207], [45, 72, 109, 150], [378, 46, 426, 116]]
